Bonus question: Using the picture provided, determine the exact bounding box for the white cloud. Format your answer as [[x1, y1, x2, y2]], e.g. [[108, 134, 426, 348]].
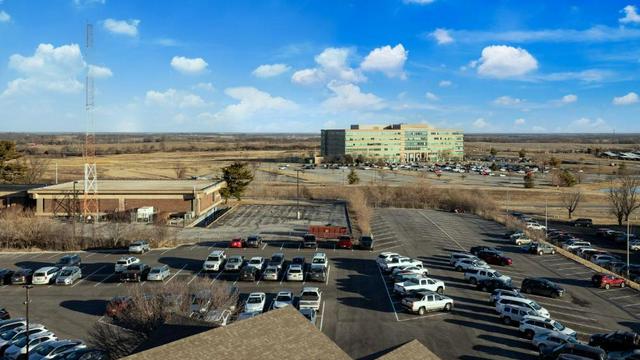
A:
[[323, 120, 337, 128], [425, 92, 439, 101], [291, 47, 365, 85], [438, 80, 452, 87], [472, 118, 488, 129], [154, 38, 180, 47], [538, 69, 612, 82], [476, 45, 538, 78], [493, 95, 523, 106], [2, 43, 86, 97], [431, 26, 640, 43], [145, 88, 206, 108], [514, 118, 526, 126], [403, 0, 435, 4], [103, 18, 140, 37], [252, 63, 290, 78], [613, 92, 639, 105], [620, 5, 640, 24], [532, 126, 547, 132], [88, 65, 113, 78], [170, 56, 208, 75], [73, 0, 106, 6], [0, 10, 10, 23], [569, 117, 609, 132], [431, 28, 454, 45], [360, 44, 408, 79], [561, 94, 578, 103], [322, 81, 385, 112], [215, 87, 298, 120], [193, 82, 214, 91]]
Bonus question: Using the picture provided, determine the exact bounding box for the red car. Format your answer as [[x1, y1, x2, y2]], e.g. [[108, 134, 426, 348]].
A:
[[229, 237, 245, 248], [337, 235, 353, 249], [592, 274, 625, 289], [478, 250, 512, 266]]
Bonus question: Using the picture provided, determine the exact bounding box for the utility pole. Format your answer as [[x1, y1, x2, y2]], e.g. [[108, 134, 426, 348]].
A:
[[628, 218, 631, 279], [23, 285, 33, 359], [545, 197, 548, 240], [296, 169, 301, 220]]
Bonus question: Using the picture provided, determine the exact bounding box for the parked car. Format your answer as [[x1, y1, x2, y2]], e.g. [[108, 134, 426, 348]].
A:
[[55, 266, 82, 285], [381, 257, 422, 272], [359, 235, 374, 250], [299, 308, 317, 324], [464, 268, 511, 285], [202, 250, 226, 272], [56, 254, 81, 268], [573, 218, 593, 227], [596, 228, 616, 238], [478, 250, 513, 266], [247, 257, 266, 271], [0, 269, 14, 286], [527, 222, 547, 231], [592, 254, 619, 267], [378, 252, 401, 267], [589, 331, 640, 352], [28, 339, 85, 360], [394, 277, 445, 295], [298, 287, 322, 311], [495, 296, 550, 318], [244, 292, 266, 313], [114, 256, 140, 273], [498, 305, 538, 325], [272, 290, 294, 310], [528, 243, 556, 256], [286, 264, 304, 281], [454, 258, 490, 272], [303, 233, 317, 248], [4, 331, 57, 360], [128, 241, 150, 254], [245, 234, 263, 248], [311, 253, 328, 270], [539, 343, 607, 360], [229, 237, 245, 248], [490, 288, 523, 305], [49, 348, 107, 360], [533, 332, 581, 353], [470, 246, 498, 256], [262, 265, 280, 281], [147, 265, 170, 281], [105, 296, 131, 317], [401, 291, 453, 315], [0, 324, 48, 353], [224, 255, 244, 272], [519, 315, 576, 339], [449, 253, 478, 265], [239, 266, 260, 282], [337, 235, 353, 249], [190, 290, 213, 315], [514, 236, 533, 246], [521, 278, 565, 298], [392, 265, 429, 278], [269, 253, 285, 270], [202, 309, 232, 327], [592, 274, 625, 289], [477, 278, 516, 293], [307, 266, 327, 282], [563, 240, 591, 252], [32, 267, 60, 285], [291, 256, 306, 268], [120, 263, 150, 282], [10, 269, 32, 285], [0, 309, 8, 321]]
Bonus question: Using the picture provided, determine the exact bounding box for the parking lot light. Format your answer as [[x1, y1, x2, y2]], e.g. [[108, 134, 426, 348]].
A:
[[23, 284, 33, 359]]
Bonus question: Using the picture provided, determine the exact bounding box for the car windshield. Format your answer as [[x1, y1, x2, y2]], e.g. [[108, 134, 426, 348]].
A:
[[289, 268, 301, 273], [14, 335, 32, 347], [265, 268, 276, 273], [60, 269, 73, 276], [207, 256, 219, 261], [249, 259, 261, 264], [493, 271, 503, 277], [150, 269, 160, 274], [34, 272, 45, 277], [276, 295, 291, 301], [0, 330, 16, 340], [116, 261, 127, 265], [553, 321, 565, 331], [531, 302, 542, 310], [272, 256, 283, 262], [311, 267, 323, 273], [247, 297, 261, 304], [229, 258, 240, 263], [35, 343, 55, 354], [312, 258, 324, 264], [302, 291, 318, 298]]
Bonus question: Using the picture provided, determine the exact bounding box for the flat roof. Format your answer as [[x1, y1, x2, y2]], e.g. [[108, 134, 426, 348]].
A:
[[28, 179, 225, 195]]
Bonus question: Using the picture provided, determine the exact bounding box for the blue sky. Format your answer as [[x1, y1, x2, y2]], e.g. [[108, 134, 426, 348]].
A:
[[0, 0, 639, 133]]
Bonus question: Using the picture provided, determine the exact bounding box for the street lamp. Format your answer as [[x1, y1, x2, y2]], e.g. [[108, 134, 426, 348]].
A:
[[23, 285, 33, 359], [295, 169, 302, 220]]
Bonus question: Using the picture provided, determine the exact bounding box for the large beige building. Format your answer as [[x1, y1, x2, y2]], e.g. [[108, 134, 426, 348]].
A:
[[321, 124, 464, 163]]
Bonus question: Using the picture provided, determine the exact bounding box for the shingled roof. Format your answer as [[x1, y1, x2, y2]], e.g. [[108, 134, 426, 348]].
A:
[[376, 339, 441, 360], [123, 306, 351, 360]]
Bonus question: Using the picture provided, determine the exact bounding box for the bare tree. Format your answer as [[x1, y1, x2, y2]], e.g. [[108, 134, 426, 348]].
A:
[[561, 191, 582, 219], [174, 162, 187, 179], [19, 157, 50, 184], [609, 176, 640, 225]]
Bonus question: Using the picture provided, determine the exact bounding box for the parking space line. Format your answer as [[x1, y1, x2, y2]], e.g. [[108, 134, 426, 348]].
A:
[[608, 293, 639, 300], [563, 270, 595, 277], [319, 300, 325, 331], [559, 319, 615, 333], [261, 243, 267, 250], [160, 248, 173, 255], [85, 253, 97, 258], [623, 302, 640, 308], [46, 253, 60, 259], [325, 265, 331, 286], [72, 265, 106, 287], [165, 264, 187, 284], [375, 244, 405, 252], [396, 312, 449, 322], [417, 212, 465, 251], [376, 265, 399, 321], [187, 270, 203, 285]]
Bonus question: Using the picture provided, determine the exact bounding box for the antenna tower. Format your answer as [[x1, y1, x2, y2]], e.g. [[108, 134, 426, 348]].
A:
[[83, 23, 98, 220]]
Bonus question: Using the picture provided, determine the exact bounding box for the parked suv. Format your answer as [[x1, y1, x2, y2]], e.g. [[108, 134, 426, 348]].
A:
[[592, 274, 625, 289], [246, 235, 263, 248], [359, 235, 374, 250], [128, 241, 150, 254], [519, 315, 576, 339], [224, 255, 244, 272], [521, 278, 565, 298], [477, 278, 516, 293], [401, 291, 453, 315], [589, 331, 640, 352], [303, 233, 317, 248], [529, 243, 556, 256], [203, 250, 226, 272], [114, 256, 140, 273], [573, 218, 593, 227], [498, 305, 537, 325], [464, 268, 511, 285], [56, 254, 81, 268], [495, 296, 550, 318]]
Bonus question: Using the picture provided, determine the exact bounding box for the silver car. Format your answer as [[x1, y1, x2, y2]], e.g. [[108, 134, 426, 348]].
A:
[[4, 331, 56, 360], [55, 266, 82, 286], [128, 241, 150, 254], [224, 255, 244, 272], [147, 265, 170, 281], [0, 324, 48, 349], [286, 264, 304, 281], [262, 265, 279, 281], [27, 339, 85, 360]]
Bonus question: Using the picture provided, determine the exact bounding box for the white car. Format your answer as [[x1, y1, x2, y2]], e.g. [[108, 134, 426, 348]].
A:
[[527, 222, 546, 231], [247, 257, 266, 271], [272, 290, 294, 309], [311, 253, 328, 269], [453, 258, 490, 272], [449, 253, 478, 265], [244, 292, 266, 313], [401, 291, 453, 315], [519, 315, 576, 339], [495, 296, 550, 318], [394, 277, 445, 295], [391, 265, 429, 277], [380, 257, 422, 272], [32, 267, 60, 285], [115, 256, 140, 273], [55, 266, 82, 285], [3, 331, 57, 360], [202, 250, 226, 272], [128, 241, 150, 254], [464, 268, 511, 285], [0, 324, 48, 348], [563, 241, 591, 251], [532, 332, 580, 353], [591, 254, 618, 267], [286, 264, 304, 281], [630, 240, 640, 251], [147, 265, 170, 281]]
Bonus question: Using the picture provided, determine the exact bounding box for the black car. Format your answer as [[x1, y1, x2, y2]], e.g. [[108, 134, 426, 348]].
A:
[[0, 308, 9, 320], [573, 218, 593, 227], [540, 343, 607, 360], [589, 331, 640, 352], [120, 263, 150, 282], [359, 235, 374, 250], [521, 278, 565, 298], [307, 267, 326, 282], [291, 256, 306, 268], [303, 234, 317, 248], [268, 253, 285, 270], [476, 278, 516, 293], [238, 266, 259, 281], [10, 269, 33, 285], [246, 235, 263, 248], [470, 246, 497, 256], [56, 254, 82, 268], [0, 268, 15, 285]]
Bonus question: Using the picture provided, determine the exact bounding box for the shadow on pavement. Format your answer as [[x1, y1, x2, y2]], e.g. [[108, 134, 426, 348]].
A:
[[60, 299, 108, 316], [15, 261, 53, 270], [158, 257, 202, 272]]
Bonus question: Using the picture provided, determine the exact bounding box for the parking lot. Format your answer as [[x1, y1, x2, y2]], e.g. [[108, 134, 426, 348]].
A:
[[1, 206, 639, 359]]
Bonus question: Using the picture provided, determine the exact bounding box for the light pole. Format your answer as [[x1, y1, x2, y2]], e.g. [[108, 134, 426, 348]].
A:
[[295, 169, 301, 220], [628, 218, 631, 279], [545, 196, 548, 240], [23, 285, 33, 359]]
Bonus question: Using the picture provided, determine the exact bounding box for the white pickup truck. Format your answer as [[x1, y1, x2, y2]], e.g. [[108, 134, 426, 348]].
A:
[[298, 287, 322, 311], [401, 291, 454, 315], [380, 257, 422, 273], [393, 277, 445, 295]]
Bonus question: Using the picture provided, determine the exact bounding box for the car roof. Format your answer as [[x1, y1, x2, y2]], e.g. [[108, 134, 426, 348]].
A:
[[35, 267, 58, 272], [249, 256, 263, 261], [276, 290, 292, 295], [289, 264, 303, 269], [302, 286, 320, 291], [248, 292, 265, 297], [209, 250, 225, 255], [499, 295, 532, 302], [60, 266, 79, 271], [522, 315, 550, 322]]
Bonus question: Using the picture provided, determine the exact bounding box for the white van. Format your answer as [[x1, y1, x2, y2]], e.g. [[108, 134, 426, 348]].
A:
[[498, 305, 537, 325], [495, 296, 550, 318]]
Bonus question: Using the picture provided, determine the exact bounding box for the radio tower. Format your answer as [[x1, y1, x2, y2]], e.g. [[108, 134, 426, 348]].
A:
[[83, 23, 98, 221]]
